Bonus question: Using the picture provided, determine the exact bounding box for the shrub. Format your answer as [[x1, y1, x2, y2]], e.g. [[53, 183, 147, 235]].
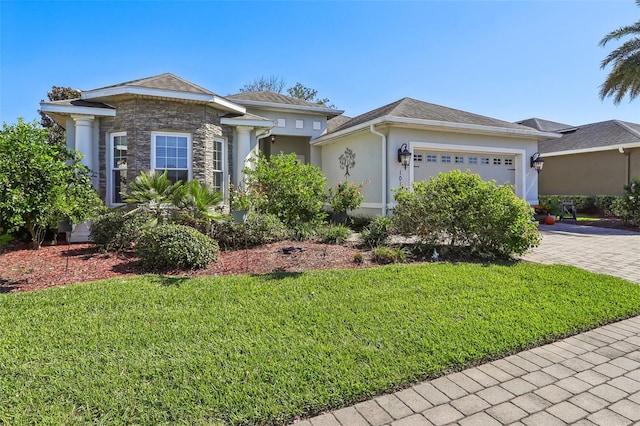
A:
[[136, 224, 219, 270], [244, 153, 326, 227], [371, 246, 406, 264], [539, 195, 596, 213], [90, 209, 152, 252], [614, 177, 640, 226], [353, 252, 363, 264], [212, 213, 290, 249], [316, 224, 351, 244], [290, 222, 316, 241], [392, 170, 540, 259], [327, 180, 366, 213], [361, 216, 392, 248], [594, 195, 620, 215]]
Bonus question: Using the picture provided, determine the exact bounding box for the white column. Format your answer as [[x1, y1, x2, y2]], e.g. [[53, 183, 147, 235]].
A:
[[71, 115, 96, 189], [69, 115, 96, 243], [235, 126, 253, 187]]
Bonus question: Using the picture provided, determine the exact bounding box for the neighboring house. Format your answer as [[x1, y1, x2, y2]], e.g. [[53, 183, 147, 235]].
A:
[[40, 73, 556, 241], [518, 118, 640, 196]]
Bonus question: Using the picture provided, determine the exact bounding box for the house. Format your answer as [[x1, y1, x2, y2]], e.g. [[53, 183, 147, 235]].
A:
[[518, 118, 640, 196], [40, 73, 557, 241]]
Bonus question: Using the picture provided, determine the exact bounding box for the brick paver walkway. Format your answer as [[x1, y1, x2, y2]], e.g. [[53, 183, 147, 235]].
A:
[[299, 223, 640, 425]]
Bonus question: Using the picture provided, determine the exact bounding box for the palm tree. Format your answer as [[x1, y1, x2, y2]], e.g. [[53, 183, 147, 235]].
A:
[[599, 0, 640, 104], [122, 170, 185, 224]]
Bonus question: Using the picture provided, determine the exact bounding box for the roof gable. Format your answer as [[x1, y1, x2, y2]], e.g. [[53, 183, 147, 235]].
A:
[[332, 97, 536, 133], [539, 120, 640, 154]]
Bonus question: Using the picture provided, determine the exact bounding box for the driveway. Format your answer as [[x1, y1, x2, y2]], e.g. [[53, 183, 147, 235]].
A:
[[521, 222, 640, 284]]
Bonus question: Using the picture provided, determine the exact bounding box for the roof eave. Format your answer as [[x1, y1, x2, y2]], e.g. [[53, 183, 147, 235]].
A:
[[220, 117, 274, 128], [541, 143, 640, 157], [311, 116, 560, 146], [39, 102, 117, 117], [231, 99, 343, 117], [82, 86, 246, 114]]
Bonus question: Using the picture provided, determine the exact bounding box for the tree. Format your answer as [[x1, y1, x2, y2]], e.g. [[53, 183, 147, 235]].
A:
[[287, 82, 335, 108], [238, 75, 287, 93], [38, 86, 81, 145], [0, 119, 103, 248], [599, 0, 640, 104]]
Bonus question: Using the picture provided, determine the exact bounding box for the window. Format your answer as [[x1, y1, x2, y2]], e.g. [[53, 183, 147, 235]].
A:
[[212, 138, 224, 193], [413, 154, 423, 162], [426, 154, 437, 163], [493, 158, 502, 165], [152, 132, 191, 184], [455, 156, 464, 164], [468, 157, 478, 165], [441, 155, 451, 163], [110, 133, 127, 204], [504, 158, 513, 166], [481, 157, 490, 165]]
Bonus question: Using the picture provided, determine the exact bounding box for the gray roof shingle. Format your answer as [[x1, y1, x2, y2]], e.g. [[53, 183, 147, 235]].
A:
[[330, 97, 537, 133], [516, 117, 574, 132], [90, 73, 215, 95], [539, 120, 640, 153], [227, 91, 327, 108], [327, 115, 352, 133]]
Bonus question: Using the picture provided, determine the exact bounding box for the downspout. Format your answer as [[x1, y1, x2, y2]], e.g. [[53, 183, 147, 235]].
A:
[[370, 124, 387, 216]]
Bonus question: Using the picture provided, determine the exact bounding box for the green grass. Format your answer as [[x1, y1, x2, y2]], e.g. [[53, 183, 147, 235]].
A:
[[1, 263, 640, 425]]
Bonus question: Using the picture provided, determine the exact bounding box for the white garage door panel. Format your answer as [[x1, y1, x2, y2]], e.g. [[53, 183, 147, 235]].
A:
[[413, 151, 515, 185]]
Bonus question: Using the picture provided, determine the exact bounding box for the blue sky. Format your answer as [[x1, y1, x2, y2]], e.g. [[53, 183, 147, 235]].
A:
[[1, 0, 639, 127]]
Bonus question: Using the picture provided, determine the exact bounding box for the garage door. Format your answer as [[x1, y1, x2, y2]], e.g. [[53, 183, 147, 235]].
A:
[[413, 151, 516, 185]]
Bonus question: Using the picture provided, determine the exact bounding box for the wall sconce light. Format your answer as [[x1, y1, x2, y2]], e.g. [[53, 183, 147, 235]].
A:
[[530, 152, 544, 173], [398, 143, 411, 170], [270, 135, 276, 144]]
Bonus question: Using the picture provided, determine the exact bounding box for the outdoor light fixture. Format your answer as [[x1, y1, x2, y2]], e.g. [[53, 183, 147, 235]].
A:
[[530, 152, 544, 173], [270, 135, 276, 144], [398, 143, 411, 170]]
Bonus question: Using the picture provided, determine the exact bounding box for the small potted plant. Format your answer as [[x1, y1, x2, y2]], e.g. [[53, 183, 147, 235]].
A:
[[229, 184, 251, 223], [532, 204, 548, 223]]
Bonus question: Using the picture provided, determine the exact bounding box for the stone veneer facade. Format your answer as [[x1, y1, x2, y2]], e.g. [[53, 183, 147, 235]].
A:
[[96, 97, 233, 202]]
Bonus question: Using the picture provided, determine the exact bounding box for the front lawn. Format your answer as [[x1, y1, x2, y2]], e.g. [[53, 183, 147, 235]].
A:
[[1, 263, 639, 425]]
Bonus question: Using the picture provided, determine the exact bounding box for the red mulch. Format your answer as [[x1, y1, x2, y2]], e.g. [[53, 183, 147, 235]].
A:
[[0, 240, 374, 293], [1, 218, 637, 294]]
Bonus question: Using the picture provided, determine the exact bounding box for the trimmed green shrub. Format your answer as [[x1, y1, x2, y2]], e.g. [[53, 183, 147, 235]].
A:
[[316, 224, 351, 244], [136, 224, 219, 270], [539, 195, 597, 213], [393, 170, 540, 259], [613, 177, 640, 226], [594, 195, 620, 214], [244, 153, 326, 227], [371, 246, 406, 264], [90, 209, 152, 252], [212, 212, 290, 249], [361, 216, 392, 248], [290, 222, 316, 242]]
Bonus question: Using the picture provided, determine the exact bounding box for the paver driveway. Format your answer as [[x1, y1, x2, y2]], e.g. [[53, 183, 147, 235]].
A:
[[300, 223, 640, 426]]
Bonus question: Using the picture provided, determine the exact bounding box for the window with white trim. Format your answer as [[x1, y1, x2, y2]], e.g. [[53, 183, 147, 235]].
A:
[[110, 132, 127, 205], [441, 155, 451, 163], [455, 156, 464, 164], [152, 132, 191, 184], [481, 157, 490, 165], [493, 158, 502, 165], [413, 154, 423, 162], [504, 158, 513, 166], [468, 157, 478, 165], [426, 154, 437, 163], [212, 138, 224, 193]]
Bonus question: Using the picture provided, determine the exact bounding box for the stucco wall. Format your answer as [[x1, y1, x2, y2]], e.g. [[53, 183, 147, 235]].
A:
[[539, 149, 640, 196], [97, 97, 231, 204], [320, 126, 542, 217]]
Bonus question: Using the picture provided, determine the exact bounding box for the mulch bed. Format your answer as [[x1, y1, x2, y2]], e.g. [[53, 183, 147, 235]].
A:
[[0, 240, 375, 293], [1, 218, 637, 294]]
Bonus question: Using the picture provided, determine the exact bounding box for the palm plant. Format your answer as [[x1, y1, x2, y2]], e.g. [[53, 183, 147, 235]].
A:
[[599, 0, 640, 104], [178, 179, 224, 222], [122, 170, 184, 224]]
